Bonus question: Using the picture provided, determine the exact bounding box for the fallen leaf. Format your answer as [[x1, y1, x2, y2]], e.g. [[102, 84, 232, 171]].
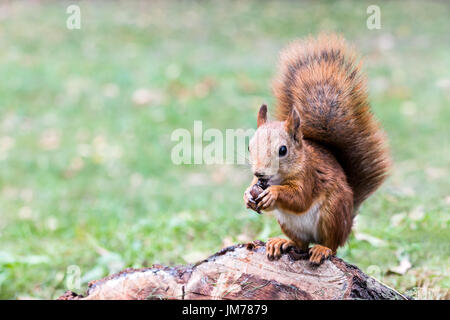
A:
[[445, 196, 450, 206], [39, 129, 61, 150], [425, 167, 446, 180], [132, 88, 164, 106], [354, 232, 387, 247], [194, 77, 216, 98], [391, 213, 406, 227], [436, 78, 450, 90], [0, 136, 14, 158], [388, 257, 412, 275], [409, 206, 425, 221]]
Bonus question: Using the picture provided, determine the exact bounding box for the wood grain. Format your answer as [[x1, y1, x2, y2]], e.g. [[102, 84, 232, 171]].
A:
[[59, 241, 408, 300]]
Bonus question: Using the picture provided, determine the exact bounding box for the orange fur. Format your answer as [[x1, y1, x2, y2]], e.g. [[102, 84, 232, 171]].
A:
[[245, 34, 390, 262], [272, 33, 390, 209]]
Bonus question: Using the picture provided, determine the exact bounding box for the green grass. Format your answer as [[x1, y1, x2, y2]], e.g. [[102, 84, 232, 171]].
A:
[[0, 0, 449, 299]]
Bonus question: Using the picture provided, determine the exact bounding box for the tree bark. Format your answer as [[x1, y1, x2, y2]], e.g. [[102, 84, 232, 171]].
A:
[[59, 241, 408, 300]]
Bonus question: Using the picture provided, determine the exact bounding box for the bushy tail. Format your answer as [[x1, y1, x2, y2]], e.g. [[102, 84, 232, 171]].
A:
[[272, 34, 390, 210]]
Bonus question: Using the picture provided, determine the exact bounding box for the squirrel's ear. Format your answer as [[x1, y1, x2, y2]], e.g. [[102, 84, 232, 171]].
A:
[[257, 104, 268, 128], [285, 108, 302, 143]]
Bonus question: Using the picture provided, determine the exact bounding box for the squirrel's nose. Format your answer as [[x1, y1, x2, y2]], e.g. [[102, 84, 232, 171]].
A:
[[254, 172, 265, 178]]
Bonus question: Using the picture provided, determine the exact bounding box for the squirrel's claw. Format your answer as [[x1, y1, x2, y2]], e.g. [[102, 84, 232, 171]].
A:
[[266, 238, 295, 260], [244, 188, 260, 213], [255, 189, 268, 202], [256, 187, 277, 211], [309, 245, 332, 265]]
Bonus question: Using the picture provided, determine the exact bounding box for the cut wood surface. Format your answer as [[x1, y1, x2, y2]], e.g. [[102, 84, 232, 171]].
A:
[[59, 241, 408, 300]]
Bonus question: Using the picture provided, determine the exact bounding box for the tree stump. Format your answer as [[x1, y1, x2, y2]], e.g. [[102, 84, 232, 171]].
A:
[[59, 241, 408, 300]]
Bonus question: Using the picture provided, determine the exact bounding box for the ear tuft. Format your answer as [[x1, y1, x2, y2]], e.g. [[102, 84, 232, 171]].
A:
[[257, 104, 268, 128], [285, 108, 302, 143]]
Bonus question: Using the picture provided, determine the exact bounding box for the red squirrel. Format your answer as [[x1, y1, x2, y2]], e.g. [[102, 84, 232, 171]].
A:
[[244, 34, 390, 264]]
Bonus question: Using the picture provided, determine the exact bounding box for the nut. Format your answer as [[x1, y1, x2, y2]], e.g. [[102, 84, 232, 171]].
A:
[[250, 184, 264, 200]]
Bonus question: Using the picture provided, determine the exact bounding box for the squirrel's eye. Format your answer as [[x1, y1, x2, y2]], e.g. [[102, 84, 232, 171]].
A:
[[279, 145, 287, 157]]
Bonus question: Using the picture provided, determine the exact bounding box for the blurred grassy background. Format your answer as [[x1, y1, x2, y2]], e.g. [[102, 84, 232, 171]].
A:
[[0, 0, 449, 299]]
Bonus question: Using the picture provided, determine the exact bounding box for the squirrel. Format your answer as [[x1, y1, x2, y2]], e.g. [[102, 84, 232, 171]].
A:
[[243, 34, 390, 264]]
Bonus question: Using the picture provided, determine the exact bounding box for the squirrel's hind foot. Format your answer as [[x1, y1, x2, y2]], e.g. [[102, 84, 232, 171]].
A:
[[309, 245, 333, 265], [266, 238, 295, 260]]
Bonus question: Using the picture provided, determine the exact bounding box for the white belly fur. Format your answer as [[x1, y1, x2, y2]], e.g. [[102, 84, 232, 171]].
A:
[[274, 201, 322, 244]]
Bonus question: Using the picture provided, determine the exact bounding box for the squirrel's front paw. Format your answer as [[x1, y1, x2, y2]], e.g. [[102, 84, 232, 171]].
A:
[[243, 186, 258, 212], [256, 186, 278, 211]]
